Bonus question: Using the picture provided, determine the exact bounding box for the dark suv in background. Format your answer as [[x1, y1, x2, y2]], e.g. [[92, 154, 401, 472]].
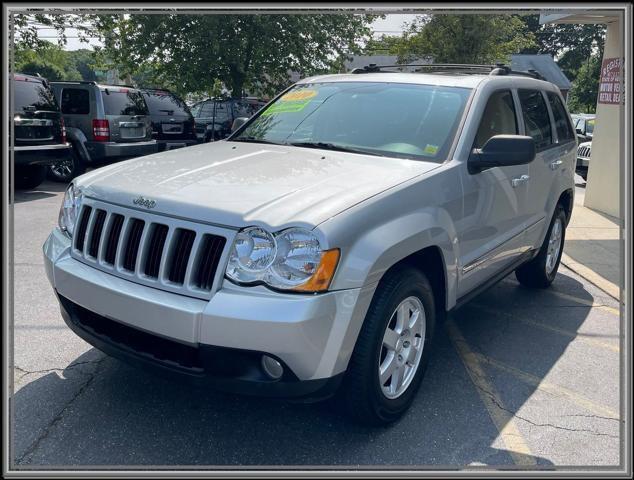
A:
[[141, 88, 198, 151], [48, 81, 157, 182], [12, 74, 71, 190], [190, 97, 266, 142]]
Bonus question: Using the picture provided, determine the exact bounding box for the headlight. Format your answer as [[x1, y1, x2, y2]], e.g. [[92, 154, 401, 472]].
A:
[[226, 226, 340, 292], [58, 183, 83, 237]]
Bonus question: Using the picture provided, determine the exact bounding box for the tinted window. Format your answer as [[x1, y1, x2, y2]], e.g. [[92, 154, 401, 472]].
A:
[[473, 90, 518, 149], [61, 88, 90, 115], [213, 102, 230, 122], [234, 100, 263, 118], [14, 79, 58, 112], [518, 90, 553, 151], [142, 91, 190, 116], [547, 92, 575, 142], [101, 89, 148, 115], [236, 82, 471, 162], [200, 102, 214, 117]]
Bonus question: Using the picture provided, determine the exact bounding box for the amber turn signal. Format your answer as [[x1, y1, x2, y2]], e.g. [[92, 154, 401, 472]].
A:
[[292, 248, 340, 293]]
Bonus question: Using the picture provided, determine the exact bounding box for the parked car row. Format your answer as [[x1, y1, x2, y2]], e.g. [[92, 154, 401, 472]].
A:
[[11, 73, 267, 190]]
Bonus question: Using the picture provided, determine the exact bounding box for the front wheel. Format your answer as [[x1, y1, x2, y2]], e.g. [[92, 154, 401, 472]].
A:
[[339, 266, 436, 425], [515, 204, 567, 288]]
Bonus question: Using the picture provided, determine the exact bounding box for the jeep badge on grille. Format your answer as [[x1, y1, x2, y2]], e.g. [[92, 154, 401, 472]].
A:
[[133, 196, 156, 209]]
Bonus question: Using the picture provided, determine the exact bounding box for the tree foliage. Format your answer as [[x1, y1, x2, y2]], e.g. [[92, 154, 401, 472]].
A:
[[15, 43, 82, 81], [566, 56, 602, 113], [90, 13, 377, 97], [390, 15, 536, 64], [519, 15, 605, 82]]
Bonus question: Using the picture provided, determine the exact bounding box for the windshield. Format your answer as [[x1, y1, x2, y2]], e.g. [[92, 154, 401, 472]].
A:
[[586, 119, 595, 135], [14, 79, 58, 112], [142, 91, 190, 116], [232, 82, 471, 162], [101, 89, 149, 116]]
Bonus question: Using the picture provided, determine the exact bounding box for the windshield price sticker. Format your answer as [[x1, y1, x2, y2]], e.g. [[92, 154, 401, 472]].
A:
[[262, 89, 317, 116]]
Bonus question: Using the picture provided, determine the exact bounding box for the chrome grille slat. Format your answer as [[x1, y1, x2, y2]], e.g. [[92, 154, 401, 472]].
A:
[[88, 210, 107, 258], [104, 214, 125, 265], [71, 198, 232, 300]]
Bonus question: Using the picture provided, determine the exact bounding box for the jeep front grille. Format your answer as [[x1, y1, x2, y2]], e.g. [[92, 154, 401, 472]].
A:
[[577, 145, 591, 158], [72, 199, 231, 300]]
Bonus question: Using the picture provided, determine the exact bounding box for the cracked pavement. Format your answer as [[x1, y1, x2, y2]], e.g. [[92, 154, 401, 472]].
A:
[[10, 180, 622, 468]]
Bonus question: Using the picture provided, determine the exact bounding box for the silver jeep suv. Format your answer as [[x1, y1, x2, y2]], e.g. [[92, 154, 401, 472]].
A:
[[43, 65, 576, 425]]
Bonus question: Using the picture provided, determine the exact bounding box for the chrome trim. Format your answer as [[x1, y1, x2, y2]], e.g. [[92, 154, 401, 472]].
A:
[[70, 198, 235, 301], [13, 143, 70, 151]]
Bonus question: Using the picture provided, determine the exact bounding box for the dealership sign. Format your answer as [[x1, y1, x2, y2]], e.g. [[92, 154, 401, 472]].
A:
[[598, 57, 623, 105]]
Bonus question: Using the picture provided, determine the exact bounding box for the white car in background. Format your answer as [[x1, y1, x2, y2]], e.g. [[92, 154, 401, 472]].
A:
[[576, 140, 592, 181]]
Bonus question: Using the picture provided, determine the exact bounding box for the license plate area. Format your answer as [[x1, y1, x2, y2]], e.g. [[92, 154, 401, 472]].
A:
[[161, 123, 184, 134]]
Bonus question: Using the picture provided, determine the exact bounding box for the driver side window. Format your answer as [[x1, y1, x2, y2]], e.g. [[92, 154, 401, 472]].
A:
[[473, 90, 518, 149]]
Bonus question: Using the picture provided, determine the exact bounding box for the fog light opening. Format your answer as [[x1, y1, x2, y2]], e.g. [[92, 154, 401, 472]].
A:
[[261, 355, 284, 380]]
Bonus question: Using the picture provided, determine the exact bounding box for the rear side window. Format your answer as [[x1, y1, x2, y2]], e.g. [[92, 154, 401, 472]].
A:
[[101, 89, 148, 115], [14, 79, 58, 112], [518, 90, 553, 151], [61, 88, 90, 115], [473, 90, 518, 149], [142, 91, 190, 116], [213, 102, 230, 122], [199, 102, 214, 117], [547, 92, 575, 143]]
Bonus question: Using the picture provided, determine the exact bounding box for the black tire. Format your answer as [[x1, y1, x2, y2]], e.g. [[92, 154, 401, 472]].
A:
[[515, 204, 567, 288], [47, 146, 85, 183], [339, 265, 436, 425], [14, 165, 46, 190]]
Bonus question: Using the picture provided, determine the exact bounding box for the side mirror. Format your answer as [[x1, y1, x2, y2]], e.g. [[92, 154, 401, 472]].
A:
[[231, 117, 249, 132], [575, 127, 583, 135], [468, 135, 536, 174]]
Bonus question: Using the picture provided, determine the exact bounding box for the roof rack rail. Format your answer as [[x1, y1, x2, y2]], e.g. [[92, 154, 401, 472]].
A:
[[49, 80, 98, 85], [350, 63, 546, 80]]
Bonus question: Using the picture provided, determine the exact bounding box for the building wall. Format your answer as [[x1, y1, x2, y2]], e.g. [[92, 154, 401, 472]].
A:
[[583, 20, 623, 219]]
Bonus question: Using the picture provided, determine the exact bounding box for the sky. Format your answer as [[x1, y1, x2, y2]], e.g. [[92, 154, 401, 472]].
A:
[[51, 14, 422, 51]]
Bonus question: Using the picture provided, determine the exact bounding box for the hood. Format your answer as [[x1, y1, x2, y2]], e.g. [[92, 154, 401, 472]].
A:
[[77, 141, 439, 229]]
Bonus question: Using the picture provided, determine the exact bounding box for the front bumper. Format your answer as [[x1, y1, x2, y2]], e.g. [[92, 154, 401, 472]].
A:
[[85, 140, 158, 161], [13, 143, 71, 166], [44, 228, 371, 399]]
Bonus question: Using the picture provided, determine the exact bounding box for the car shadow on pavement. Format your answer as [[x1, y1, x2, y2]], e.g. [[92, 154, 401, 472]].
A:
[[13, 269, 619, 468], [13, 181, 67, 204]]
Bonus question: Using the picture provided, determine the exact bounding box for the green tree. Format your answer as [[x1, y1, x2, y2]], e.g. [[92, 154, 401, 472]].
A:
[[15, 43, 82, 81], [519, 15, 605, 82], [567, 55, 602, 114], [392, 15, 536, 64], [91, 13, 377, 97]]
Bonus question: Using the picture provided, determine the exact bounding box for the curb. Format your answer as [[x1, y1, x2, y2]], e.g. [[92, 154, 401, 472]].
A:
[[561, 252, 620, 301]]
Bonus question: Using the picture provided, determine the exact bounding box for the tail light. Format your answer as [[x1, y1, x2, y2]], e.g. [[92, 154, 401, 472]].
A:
[[92, 119, 110, 141], [60, 116, 67, 144]]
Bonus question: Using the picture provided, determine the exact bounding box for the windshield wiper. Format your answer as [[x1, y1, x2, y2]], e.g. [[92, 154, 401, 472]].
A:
[[288, 141, 385, 157], [232, 136, 283, 145]]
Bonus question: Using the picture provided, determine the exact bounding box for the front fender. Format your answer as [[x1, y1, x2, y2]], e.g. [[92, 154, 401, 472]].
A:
[[329, 207, 459, 310]]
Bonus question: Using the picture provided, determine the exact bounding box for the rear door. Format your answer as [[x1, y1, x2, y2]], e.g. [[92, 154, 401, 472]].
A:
[[194, 101, 215, 140], [58, 85, 93, 139], [13, 77, 64, 146], [517, 89, 569, 248], [101, 87, 151, 143]]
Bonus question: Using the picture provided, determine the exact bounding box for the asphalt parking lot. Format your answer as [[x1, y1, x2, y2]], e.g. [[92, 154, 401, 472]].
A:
[[11, 178, 623, 469]]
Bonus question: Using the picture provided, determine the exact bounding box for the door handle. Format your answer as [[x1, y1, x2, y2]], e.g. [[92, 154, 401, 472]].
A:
[[511, 175, 530, 187], [550, 160, 563, 170]]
